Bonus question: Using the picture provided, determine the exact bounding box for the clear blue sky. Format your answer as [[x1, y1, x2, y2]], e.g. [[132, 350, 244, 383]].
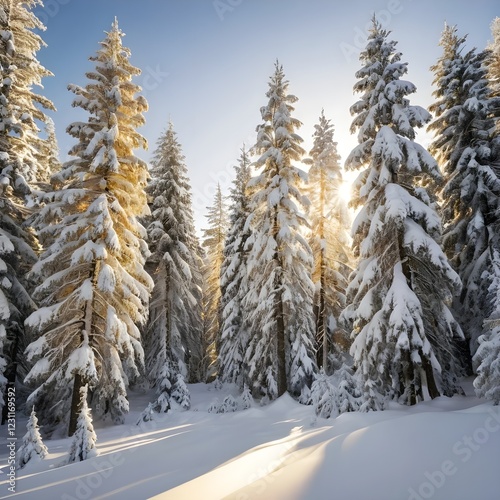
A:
[[34, 0, 498, 229]]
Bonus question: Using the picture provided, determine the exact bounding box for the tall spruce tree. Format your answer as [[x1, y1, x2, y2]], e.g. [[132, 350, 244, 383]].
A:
[[218, 146, 252, 386], [144, 121, 203, 411], [474, 251, 500, 404], [488, 17, 500, 136], [343, 19, 464, 409], [428, 24, 500, 360], [472, 18, 500, 404], [24, 19, 152, 435], [0, 0, 54, 421], [305, 111, 351, 372], [201, 184, 228, 381], [243, 61, 317, 400]]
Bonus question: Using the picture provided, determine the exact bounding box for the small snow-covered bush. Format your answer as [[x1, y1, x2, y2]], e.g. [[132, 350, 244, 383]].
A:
[[172, 374, 190, 410], [298, 384, 312, 405], [239, 384, 253, 410], [16, 408, 48, 469], [208, 398, 221, 413], [212, 378, 223, 391], [358, 379, 384, 412], [218, 395, 238, 413], [334, 364, 362, 414], [310, 369, 337, 419], [137, 402, 156, 424]]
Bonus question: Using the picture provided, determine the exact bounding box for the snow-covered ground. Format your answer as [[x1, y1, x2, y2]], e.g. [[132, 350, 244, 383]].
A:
[[1, 380, 500, 500]]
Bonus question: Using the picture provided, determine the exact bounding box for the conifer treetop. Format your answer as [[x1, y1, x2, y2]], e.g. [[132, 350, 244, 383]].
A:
[[349, 18, 431, 147], [64, 18, 148, 180], [347, 17, 439, 212], [0, 0, 55, 187], [254, 60, 305, 169]]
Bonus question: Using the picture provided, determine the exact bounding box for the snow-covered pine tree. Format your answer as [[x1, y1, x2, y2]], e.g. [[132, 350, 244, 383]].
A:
[[0, 0, 54, 421], [488, 18, 500, 135], [487, 18, 500, 241], [305, 110, 352, 372], [472, 19, 500, 404], [67, 384, 98, 463], [310, 369, 337, 419], [24, 19, 153, 435], [333, 363, 361, 414], [171, 372, 190, 409], [309, 364, 361, 417], [240, 383, 253, 409], [428, 24, 499, 360], [243, 61, 317, 400], [217, 394, 238, 413], [0, 198, 37, 423], [0, 0, 55, 186], [201, 184, 229, 381], [143, 121, 203, 412], [473, 248, 500, 403], [16, 407, 48, 469], [218, 146, 252, 386], [343, 19, 464, 408]]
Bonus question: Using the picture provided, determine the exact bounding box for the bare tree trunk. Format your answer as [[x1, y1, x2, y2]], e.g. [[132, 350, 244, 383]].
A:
[[316, 267, 327, 370], [422, 355, 440, 400], [1, 326, 20, 425], [317, 169, 327, 370], [68, 373, 83, 436]]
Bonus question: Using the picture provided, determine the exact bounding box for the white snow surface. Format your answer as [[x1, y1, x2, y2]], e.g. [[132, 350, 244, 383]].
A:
[[1, 380, 499, 499]]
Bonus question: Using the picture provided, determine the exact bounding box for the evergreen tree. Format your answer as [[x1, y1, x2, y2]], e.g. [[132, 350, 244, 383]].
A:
[[67, 385, 98, 463], [16, 407, 48, 469], [309, 365, 361, 417], [218, 146, 252, 386], [218, 394, 238, 413], [0, 0, 54, 421], [333, 363, 361, 414], [305, 111, 351, 372], [343, 19, 463, 408], [472, 19, 500, 404], [143, 121, 203, 413], [310, 369, 337, 419], [473, 249, 500, 403], [243, 61, 317, 400], [201, 184, 229, 381], [0, 200, 37, 421], [487, 17, 500, 232], [488, 18, 500, 136], [171, 372, 190, 409], [24, 19, 152, 435], [0, 0, 55, 187], [428, 24, 499, 359], [240, 383, 253, 409]]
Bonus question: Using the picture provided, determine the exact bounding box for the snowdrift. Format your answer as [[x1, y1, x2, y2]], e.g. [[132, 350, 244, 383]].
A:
[[1, 383, 499, 500]]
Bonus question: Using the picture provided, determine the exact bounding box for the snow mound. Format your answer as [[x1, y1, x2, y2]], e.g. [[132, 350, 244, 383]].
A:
[[1, 384, 498, 500]]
